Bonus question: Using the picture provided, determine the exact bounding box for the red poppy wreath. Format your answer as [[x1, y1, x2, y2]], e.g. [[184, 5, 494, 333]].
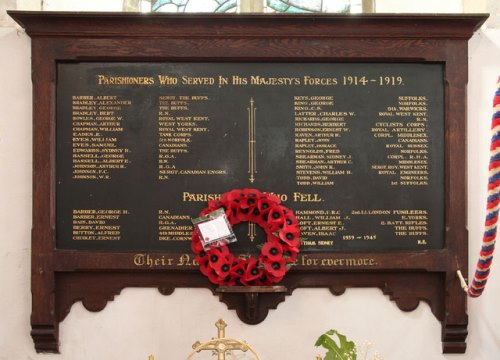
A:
[[191, 188, 301, 286]]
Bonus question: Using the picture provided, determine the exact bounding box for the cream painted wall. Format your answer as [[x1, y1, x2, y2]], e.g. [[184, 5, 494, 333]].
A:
[[375, 0, 462, 13], [1, 9, 500, 360]]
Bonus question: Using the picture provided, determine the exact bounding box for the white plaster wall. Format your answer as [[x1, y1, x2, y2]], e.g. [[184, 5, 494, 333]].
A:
[[0, 25, 33, 360], [465, 28, 500, 360], [1, 14, 500, 360], [42, 0, 123, 11]]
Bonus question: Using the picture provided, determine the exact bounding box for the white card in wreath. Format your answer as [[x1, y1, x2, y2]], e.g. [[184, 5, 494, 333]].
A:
[[198, 216, 232, 244]]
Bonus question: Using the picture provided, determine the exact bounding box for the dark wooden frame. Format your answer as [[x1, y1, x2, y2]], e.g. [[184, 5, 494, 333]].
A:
[[8, 11, 487, 354]]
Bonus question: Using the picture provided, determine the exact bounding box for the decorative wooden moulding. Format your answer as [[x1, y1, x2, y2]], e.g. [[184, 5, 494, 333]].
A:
[[8, 11, 487, 354]]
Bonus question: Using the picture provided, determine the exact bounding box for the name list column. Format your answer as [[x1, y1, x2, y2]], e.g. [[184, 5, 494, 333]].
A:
[[70, 95, 133, 242], [293, 95, 354, 186], [72, 95, 132, 180]]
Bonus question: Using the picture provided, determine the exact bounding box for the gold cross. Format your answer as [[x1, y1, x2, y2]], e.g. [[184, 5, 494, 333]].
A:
[[188, 319, 260, 360]]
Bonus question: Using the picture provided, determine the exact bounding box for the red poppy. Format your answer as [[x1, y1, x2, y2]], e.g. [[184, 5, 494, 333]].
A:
[[207, 199, 223, 211], [263, 271, 283, 285], [266, 232, 280, 242], [253, 272, 274, 286], [268, 205, 286, 226], [247, 205, 263, 224], [243, 258, 263, 283], [284, 212, 299, 227], [253, 272, 272, 286], [243, 188, 260, 197], [265, 214, 283, 232], [221, 189, 241, 203], [281, 244, 299, 263], [218, 245, 232, 259], [279, 225, 300, 247], [199, 257, 211, 276], [223, 202, 240, 224], [193, 239, 210, 266], [191, 232, 204, 254], [228, 261, 247, 285], [206, 247, 229, 270], [214, 256, 232, 278], [264, 258, 287, 278], [257, 197, 275, 214], [264, 192, 282, 205], [207, 268, 221, 284], [199, 208, 212, 217], [236, 206, 252, 221], [219, 273, 235, 286], [262, 240, 284, 262], [240, 195, 258, 210]]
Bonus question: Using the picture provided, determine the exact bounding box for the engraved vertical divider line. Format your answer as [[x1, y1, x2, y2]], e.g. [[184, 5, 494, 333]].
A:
[[248, 97, 257, 183], [248, 223, 256, 242], [248, 98, 257, 242]]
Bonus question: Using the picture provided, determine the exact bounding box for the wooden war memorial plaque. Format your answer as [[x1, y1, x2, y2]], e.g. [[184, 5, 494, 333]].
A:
[[8, 11, 487, 354]]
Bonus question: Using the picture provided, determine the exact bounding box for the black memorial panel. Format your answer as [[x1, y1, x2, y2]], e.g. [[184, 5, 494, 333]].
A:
[[56, 62, 444, 252]]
